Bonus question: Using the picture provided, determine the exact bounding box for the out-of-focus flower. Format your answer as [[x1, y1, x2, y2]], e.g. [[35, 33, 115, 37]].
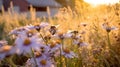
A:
[[9, 27, 30, 36], [102, 22, 118, 32], [48, 40, 61, 53], [80, 23, 88, 27], [38, 45, 50, 56], [26, 58, 54, 67], [78, 42, 88, 47], [62, 48, 76, 58], [44, 34, 51, 41], [38, 59, 54, 67], [0, 45, 16, 60], [49, 26, 57, 35], [61, 30, 79, 38], [74, 39, 88, 47], [34, 22, 50, 31], [53, 32, 65, 39], [26, 30, 39, 37], [24, 22, 50, 32], [49, 25, 59, 35], [92, 48, 102, 55], [14, 36, 43, 55], [0, 40, 8, 47], [65, 30, 82, 39], [34, 24, 41, 31], [53, 31, 74, 39]]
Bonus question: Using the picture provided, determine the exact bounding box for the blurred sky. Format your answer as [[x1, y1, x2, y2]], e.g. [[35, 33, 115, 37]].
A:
[[84, 0, 119, 6]]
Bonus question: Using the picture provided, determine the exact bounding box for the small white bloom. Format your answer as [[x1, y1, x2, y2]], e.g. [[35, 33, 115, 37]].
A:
[[102, 23, 118, 32], [26, 58, 54, 67], [74, 39, 88, 47], [0, 45, 16, 60], [39, 45, 50, 55], [14, 35, 43, 55], [33, 22, 50, 31], [62, 48, 76, 58], [0, 40, 8, 47], [9, 27, 30, 36], [48, 41, 61, 53], [78, 42, 88, 47]]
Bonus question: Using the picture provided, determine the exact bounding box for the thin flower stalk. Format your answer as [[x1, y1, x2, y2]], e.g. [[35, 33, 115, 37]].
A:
[[31, 48, 38, 67]]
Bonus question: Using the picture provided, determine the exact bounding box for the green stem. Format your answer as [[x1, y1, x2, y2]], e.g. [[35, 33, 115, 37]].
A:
[[65, 58, 68, 67], [31, 48, 38, 67], [6, 57, 16, 67], [107, 32, 111, 48], [60, 47, 62, 67], [59, 39, 64, 67], [100, 54, 110, 67], [39, 33, 48, 45]]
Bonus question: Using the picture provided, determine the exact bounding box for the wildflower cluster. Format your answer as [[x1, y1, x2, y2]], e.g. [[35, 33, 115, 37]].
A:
[[0, 22, 89, 67]]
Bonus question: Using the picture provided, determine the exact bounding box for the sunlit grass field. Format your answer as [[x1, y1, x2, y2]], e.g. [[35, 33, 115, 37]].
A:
[[0, 1, 120, 67]]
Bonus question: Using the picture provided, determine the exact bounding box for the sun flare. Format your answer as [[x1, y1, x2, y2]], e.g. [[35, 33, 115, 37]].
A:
[[84, 0, 119, 6]]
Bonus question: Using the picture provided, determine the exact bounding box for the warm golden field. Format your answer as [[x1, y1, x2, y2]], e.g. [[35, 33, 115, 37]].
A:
[[0, 1, 120, 67]]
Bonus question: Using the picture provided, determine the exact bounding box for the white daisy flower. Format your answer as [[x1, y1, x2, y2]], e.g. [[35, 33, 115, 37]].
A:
[[64, 30, 81, 39], [102, 23, 118, 32], [0, 40, 8, 47], [33, 22, 50, 31], [64, 30, 73, 38], [71, 34, 82, 42], [0, 45, 16, 60], [48, 40, 61, 53], [74, 39, 88, 47], [53, 31, 72, 39], [26, 57, 54, 67], [62, 48, 76, 58], [37, 59, 54, 67], [78, 42, 88, 47], [14, 35, 43, 55], [35, 44, 50, 57], [34, 51, 46, 59], [9, 27, 30, 36]]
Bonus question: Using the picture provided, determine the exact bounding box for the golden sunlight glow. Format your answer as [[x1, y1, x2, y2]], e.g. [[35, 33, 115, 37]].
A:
[[84, 0, 119, 6]]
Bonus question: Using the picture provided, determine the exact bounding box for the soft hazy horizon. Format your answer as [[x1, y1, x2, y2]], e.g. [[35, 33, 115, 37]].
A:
[[84, 0, 119, 6]]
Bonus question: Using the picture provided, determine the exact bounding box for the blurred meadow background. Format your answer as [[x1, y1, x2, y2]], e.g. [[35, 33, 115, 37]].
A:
[[0, 0, 120, 67]]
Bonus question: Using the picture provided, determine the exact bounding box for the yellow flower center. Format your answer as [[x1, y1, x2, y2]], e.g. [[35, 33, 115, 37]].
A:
[[40, 59, 47, 65], [63, 49, 70, 54], [50, 42, 56, 48], [55, 40, 61, 44], [35, 52, 42, 58], [0, 45, 11, 53], [23, 38, 31, 46], [34, 23, 39, 26]]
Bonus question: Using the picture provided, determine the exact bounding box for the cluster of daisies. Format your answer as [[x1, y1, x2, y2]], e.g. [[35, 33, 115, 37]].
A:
[[0, 22, 89, 67], [0, 21, 117, 67]]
